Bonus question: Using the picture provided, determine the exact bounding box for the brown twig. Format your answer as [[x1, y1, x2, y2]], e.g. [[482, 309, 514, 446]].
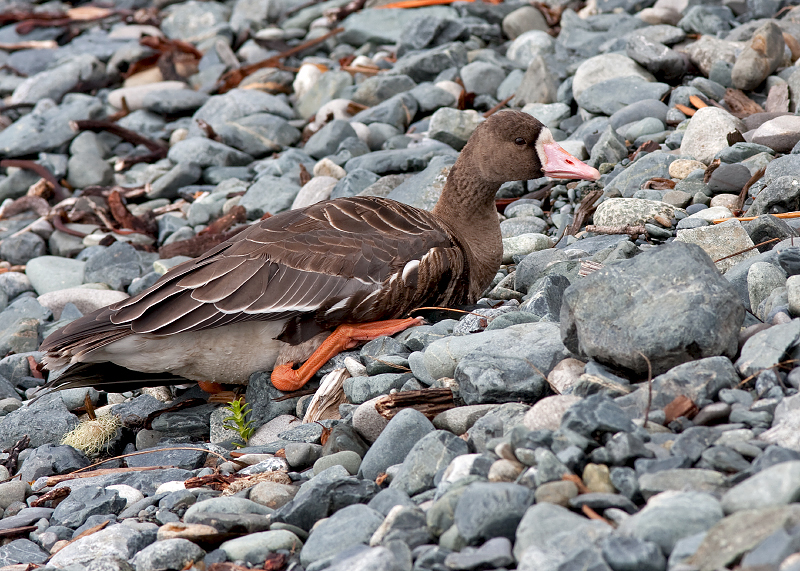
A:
[[565, 189, 602, 237], [71, 120, 167, 155], [712, 238, 780, 263], [734, 166, 766, 214], [483, 94, 515, 118], [0, 159, 66, 201], [215, 27, 344, 93]]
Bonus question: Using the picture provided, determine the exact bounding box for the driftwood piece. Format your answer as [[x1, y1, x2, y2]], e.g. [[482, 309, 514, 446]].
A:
[[585, 224, 646, 238], [374, 388, 455, 420], [725, 88, 764, 117], [107, 190, 157, 237], [663, 395, 698, 423], [566, 189, 602, 237], [45, 465, 173, 486], [303, 368, 348, 423], [30, 486, 70, 507]]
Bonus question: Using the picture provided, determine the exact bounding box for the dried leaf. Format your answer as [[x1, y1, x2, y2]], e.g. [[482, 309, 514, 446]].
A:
[[66, 6, 115, 20], [663, 395, 698, 423], [724, 88, 764, 117]]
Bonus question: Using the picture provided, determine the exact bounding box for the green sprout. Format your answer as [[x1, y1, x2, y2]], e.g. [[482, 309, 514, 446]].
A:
[[222, 399, 254, 448]]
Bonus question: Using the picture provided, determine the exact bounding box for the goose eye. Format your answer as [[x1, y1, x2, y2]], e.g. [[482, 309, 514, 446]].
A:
[[515, 137, 526, 146]]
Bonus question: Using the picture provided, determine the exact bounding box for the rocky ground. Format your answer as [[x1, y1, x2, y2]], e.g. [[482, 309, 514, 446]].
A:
[[0, 0, 798, 568]]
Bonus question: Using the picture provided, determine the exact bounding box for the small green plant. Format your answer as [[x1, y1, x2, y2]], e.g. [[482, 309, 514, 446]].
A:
[[222, 399, 254, 448]]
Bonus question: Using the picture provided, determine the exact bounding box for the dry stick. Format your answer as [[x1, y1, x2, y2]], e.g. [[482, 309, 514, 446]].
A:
[[215, 27, 344, 93], [48, 446, 244, 484], [738, 359, 799, 387], [734, 166, 766, 214], [585, 224, 646, 237], [712, 237, 780, 263], [714, 211, 800, 224], [483, 94, 515, 118], [0, 159, 66, 201], [70, 120, 167, 154]]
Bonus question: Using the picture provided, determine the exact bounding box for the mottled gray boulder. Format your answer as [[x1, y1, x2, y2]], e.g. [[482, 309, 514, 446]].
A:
[[455, 322, 570, 405], [560, 242, 745, 375], [389, 430, 468, 496]]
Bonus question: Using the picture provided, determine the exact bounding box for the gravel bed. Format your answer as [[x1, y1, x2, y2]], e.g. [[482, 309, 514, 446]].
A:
[[0, 0, 799, 569]]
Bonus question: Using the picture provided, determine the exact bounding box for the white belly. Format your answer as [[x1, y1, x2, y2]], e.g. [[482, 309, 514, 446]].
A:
[[80, 321, 287, 384]]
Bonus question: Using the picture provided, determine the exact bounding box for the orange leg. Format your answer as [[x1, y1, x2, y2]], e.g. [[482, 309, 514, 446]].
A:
[[270, 317, 423, 392]]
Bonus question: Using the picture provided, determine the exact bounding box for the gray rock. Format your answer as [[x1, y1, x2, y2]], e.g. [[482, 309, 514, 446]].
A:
[[11, 54, 105, 105], [736, 320, 800, 378], [678, 5, 734, 35], [305, 120, 357, 159], [370, 505, 431, 548], [167, 138, 254, 168], [502, 6, 548, 40], [444, 536, 514, 570], [344, 144, 457, 176], [389, 430, 469, 496], [455, 322, 570, 405], [148, 163, 203, 200], [0, 233, 45, 266], [51, 485, 126, 528], [617, 491, 723, 554], [454, 482, 533, 544], [300, 503, 384, 567], [239, 176, 301, 217], [360, 409, 434, 481], [66, 152, 114, 189], [506, 30, 554, 68], [219, 530, 301, 565], [604, 153, 678, 198], [384, 154, 456, 210], [428, 108, 484, 151], [18, 443, 91, 484], [626, 35, 685, 81], [48, 524, 155, 568], [577, 75, 669, 116], [732, 21, 785, 91], [339, 5, 457, 46], [388, 42, 468, 83], [514, 502, 609, 560], [0, 94, 104, 158], [0, 539, 48, 566], [132, 538, 205, 571], [601, 535, 666, 571], [680, 107, 745, 165], [466, 403, 529, 453], [214, 113, 301, 159], [84, 241, 142, 291], [687, 505, 800, 571], [638, 469, 728, 501], [331, 169, 380, 199], [513, 56, 557, 106], [615, 357, 739, 419], [189, 89, 294, 137], [561, 242, 744, 375], [352, 93, 418, 131], [352, 75, 417, 107]]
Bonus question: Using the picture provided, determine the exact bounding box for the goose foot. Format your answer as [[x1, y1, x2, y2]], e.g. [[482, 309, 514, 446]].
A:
[[270, 317, 424, 392]]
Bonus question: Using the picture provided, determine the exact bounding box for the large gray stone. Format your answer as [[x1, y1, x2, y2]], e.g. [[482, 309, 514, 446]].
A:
[[455, 322, 570, 405], [560, 242, 745, 376]]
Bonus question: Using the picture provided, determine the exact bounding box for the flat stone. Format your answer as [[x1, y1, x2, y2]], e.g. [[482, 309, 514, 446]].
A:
[[675, 219, 758, 274]]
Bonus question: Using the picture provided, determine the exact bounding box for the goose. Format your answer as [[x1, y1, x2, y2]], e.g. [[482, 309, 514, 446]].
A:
[[39, 110, 599, 396]]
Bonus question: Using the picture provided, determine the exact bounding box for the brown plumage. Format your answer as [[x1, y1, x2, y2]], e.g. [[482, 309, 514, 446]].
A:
[[39, 110, 599, 394]]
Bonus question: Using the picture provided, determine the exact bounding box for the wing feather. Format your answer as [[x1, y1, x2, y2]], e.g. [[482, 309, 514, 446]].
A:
[[42, 196, 467, 358]]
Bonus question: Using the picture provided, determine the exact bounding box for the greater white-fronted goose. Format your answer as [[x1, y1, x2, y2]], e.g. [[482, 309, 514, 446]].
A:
[[39, 111, 599, 395]]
